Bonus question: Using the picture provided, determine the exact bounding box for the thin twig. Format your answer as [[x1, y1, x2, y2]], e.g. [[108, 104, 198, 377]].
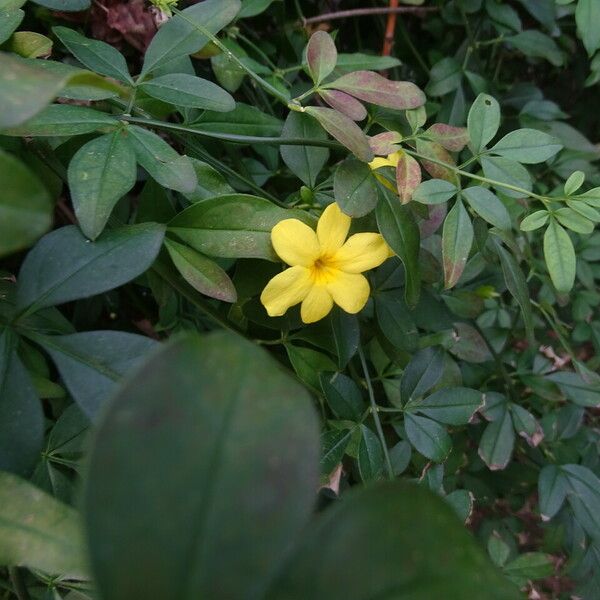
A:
[[302, 6, 438, 26], [382, 0, 399, 57]]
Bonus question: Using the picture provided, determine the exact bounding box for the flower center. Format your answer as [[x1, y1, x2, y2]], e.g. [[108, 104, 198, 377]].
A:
[[310, 256, 338, 285]]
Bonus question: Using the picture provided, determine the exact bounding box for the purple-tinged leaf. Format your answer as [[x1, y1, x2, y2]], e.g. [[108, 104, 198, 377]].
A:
[[319, 89, 367, 121], [369, 131, 402, 156], [416, 139, 458, 184], [426, 123, 470, 152], [442, 199, 473, 289], [324, 70, 425, 110], [396, 152, 422, 204], [420, 204, 447, 239], [305, 106, 373, 162], [306, 30, 337, 84]]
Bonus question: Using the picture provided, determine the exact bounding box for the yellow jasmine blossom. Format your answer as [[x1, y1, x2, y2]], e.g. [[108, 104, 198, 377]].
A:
[[260, 203, 390, 324], [368, 150, 403, 193]]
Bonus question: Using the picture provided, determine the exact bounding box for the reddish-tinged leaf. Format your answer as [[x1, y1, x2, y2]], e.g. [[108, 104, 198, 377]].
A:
[[426, 124, 470, 152], [306, 30, 337, 84], [369, 131, 403, 156], [420, 204, 447, 239], [442, 199, 473, 289], [416, 139, 458, 184], [396, 152, 422, 204], [325, 70, 425, 110], [319, 89, 367, 121], [305, 106, 373, 162]]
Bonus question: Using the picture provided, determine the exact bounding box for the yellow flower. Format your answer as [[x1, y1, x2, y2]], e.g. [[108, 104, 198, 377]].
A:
[[368, 151, 403, 193], [260, 203, 390, 324]]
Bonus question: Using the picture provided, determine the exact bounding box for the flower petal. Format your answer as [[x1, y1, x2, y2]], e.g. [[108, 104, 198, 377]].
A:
[[260, 266, 312, 316], [317, 203, 351, 255], [272, 219, 320, 267], [332, 233, 390, 273], [368, 151, 402, 171], [300, 285, 334, 323], [327, 271, 370, 314]]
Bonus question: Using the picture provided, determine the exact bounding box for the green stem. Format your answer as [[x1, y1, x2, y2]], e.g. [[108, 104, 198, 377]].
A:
[[121, 115, 341, 149], [403, 148, 549, 203], [358, 347, 394, 480], [171, 7, 291, 106]]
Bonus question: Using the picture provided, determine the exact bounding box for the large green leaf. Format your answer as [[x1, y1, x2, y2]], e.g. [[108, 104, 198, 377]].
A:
[[0, 149, 52, 258], [2, 104, 116, 137], [576, 0, 600, 56], [334, 158, 378, 217], [16, 223, 165, 314], [31, 331, 157, 419], [83, 332, 319, 600], [280, 111, 329, 187], [543, 219, 576, 293], [140, 73, 235, 111], [53, 26, 133, 84], [400, 346, 445, 404], [68, 131, 137, 240], [168, 194, 314, 260], [127, 125, 197, 194], [462, 186, 511, 230], [141, 0, 241, 75], [407, 387, 484, 425], [404, 413, 452, 462], [0, 330, 44, 476], [442, 199, 473, 289], [267, 483, 519, 599], [467, 93, 500, 153], [0, 8, 23, 45], [478, 408, 515, 471], [375, 189, 421, 307], [489, 129, 562, 164], [0, 471, 86, 576], [480, 156, 532, 199]]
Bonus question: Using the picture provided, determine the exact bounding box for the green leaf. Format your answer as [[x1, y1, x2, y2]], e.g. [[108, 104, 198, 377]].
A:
[[330, 310, 359, 368], [0, 149, 52, 258], [426, 57, 463, 97], [478, 408, 515, 470], [334, 53, 400, 73], [267, 482, 519, 599], [53, 26, 133, 84], [442, 199, 473, 289], [83, 332, 319, 599], [560, 464, 600, 539], [6, 31, 52, 58], [412, 179, 458, 205], [0, 330, 44, 476], [400, 347, 445, 404], [554, 207, 594, 234], [462, 186, 511, 230], [480, 156, 532, 199], [520, 210, 548, 231], [489, 128, 562, 164], [467, 93, 500, 153], [538, 465, 568, 521], [30, 0, 89, 10], [0, 8, 23, 45], [169, 194, 313, 260], [503, 553, 553, 586], [0, 471, 87, 575], [376, 189, 421, 307], [507, 30, 564, 66], [492, 238, 535, 343], [404, 413, 451, 462], [68, 131, 137, 240], [193, 102, 282, 136], [575, 0, 600, 56], [334, 158, 378, 217], [1, 104, 117, 137], [320, 372, 365, 421], [183, 158, 234, 202], [543, 219, 576, 293], [306, 30, 337, 85], [389, 440, 411, 476], [164, 238, 237, 302], [16, 223, 165, 313], [32, 331, 157, 419], [305, 106, 373, 162], [374, 292, 419, 352], [280, 111, 329, 187], [408, 387, 484, 425], [320, 429, 351, 474], [238, 0, 277, 18], [446, 489, 474, 523], [546, 371, 600, 408], [564, 170, 585, 195], [286, 344, 337, 390], [141, 0, 241, 75], [325, 70, 425, 110], [127, 125, 197, 194], [140, 73, 235, 111], [357, 425, 384, 482]]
